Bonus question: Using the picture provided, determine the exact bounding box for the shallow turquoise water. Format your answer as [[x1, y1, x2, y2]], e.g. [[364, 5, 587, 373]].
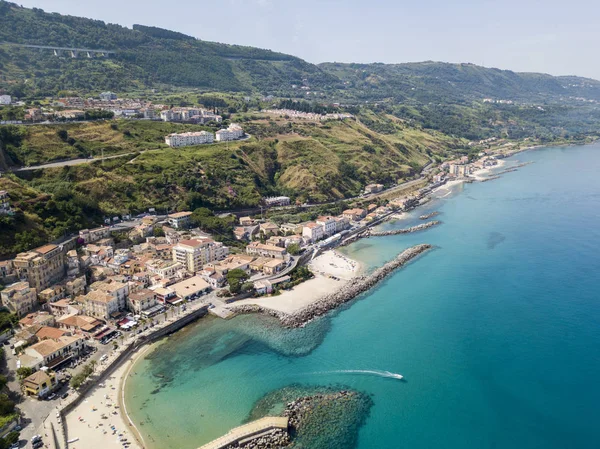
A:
[[126, 144, 600, 449]]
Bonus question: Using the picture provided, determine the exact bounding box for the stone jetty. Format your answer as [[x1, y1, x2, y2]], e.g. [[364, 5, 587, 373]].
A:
[[231, 244, 432, 327], [367, 220, 440, 237], [419, 211, 439, 220]]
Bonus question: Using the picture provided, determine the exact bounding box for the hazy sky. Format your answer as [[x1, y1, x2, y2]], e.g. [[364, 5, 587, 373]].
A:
[[15, 0, 600, 80]]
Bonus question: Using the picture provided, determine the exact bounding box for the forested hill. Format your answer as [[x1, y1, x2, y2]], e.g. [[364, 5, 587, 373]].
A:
[[320, 61, 600, 104], [1, 0, 600, 105], [0, 1, 336, 95]]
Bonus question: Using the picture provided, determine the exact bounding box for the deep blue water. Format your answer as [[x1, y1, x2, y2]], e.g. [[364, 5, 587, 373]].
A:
[[126, 144, 600, 449]]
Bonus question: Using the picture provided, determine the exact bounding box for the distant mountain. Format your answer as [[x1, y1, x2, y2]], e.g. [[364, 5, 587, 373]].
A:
[[319, 61, 600, 104], [1, 0, 600, 107]]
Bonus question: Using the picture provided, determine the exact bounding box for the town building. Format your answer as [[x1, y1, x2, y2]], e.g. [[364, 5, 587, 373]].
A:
[[0, 282, 37, 317], [170, 276, 211, 302], [79, 227, 111, 244], [365, 183, 384, 194], [215, 123, 244, 142], [38, 284, 67, 304], [127, 289, 159, 315], [13, 244, 66, 292], [99, 91, 117, 101], [245, 242, 287, 259], [18, 311, 55, 329], [167, 211, 193, 229], [165, 131, 214, 147], [22, 371, 56, 398], [342, 208, 367, 222], [263, 196, 291, 207], [0, 260, 16, 284], [20, 335, 85, 371], [259, 222, 280, 237], [80, 289, 125, 320], [173, 239, 229, 273], [0, 95, 11, 105], [262, 259, 286, 276], [0, 190, 12, 215], [316, 216, 337, 236], [56, 314, 104, 336], [302, 222, 325, 242]]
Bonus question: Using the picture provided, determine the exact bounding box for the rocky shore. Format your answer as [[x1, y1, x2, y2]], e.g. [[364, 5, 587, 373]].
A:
[[419, 211, 439, 220], [231, 244, 432, 327], [367, 220, 440, 236]]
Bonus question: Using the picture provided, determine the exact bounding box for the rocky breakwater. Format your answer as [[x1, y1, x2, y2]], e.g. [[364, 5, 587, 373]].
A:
[[231, 244, 432, 328], [367, 220, 440, 237], [225, 429, 290, 449], [419, 211, 439, 220]]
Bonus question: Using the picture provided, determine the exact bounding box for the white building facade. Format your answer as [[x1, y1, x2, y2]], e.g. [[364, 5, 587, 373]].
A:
[[165, 131, 214, 148]]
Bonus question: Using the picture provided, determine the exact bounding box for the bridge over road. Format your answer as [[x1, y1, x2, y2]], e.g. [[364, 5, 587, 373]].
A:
[[198, 416, 289, 449]]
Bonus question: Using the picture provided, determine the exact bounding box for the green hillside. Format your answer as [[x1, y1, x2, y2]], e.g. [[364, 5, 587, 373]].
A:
[[0, 1, 335, 96], [0, 115, 462, 257], [320, 61, 600, 103]]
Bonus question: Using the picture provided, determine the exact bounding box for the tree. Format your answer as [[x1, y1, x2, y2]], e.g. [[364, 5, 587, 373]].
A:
[[153, 227, 165, 237], [0, 375, 8, 391], [226, 268, 249, 294], [16, 367, 34, 380], [56, 129, 68, 141], [287, 243, 301, 255], [0, 394, 15, 415]]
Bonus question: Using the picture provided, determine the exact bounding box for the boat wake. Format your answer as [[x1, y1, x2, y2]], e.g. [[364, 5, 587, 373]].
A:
[[307, 369, 404, 380]]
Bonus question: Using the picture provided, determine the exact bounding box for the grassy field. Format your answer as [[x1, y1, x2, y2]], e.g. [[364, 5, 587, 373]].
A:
[[2, 120, 216, 166]]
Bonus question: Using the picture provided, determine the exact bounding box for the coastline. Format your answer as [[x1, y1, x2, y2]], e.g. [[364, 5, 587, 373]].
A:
[[233, 249, 362, 314], [68, 145, 553, 449]]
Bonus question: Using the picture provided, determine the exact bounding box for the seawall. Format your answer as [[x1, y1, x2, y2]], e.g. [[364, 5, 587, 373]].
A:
[[231, 244, 432, 328], [367, 220, 440, 237]]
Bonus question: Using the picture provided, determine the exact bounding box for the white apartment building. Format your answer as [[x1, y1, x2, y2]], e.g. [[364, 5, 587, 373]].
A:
[[316, 216, 337, 236], [165, 131, 214, 148], [0, 95, 11, 105], [215, 124, 244, 142], [302, 222, 325, 242], [172, 239, 229, 273], [167, 211, 193, 229]]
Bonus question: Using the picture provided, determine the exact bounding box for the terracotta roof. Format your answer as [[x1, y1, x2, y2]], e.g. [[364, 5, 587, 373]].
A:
[[35, 244, 58, 255], [168, 211, 192, 219], [35, 326, 67, 340]]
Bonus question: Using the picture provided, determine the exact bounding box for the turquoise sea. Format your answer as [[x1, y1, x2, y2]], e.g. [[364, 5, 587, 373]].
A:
[[125, 143, 600, 449]]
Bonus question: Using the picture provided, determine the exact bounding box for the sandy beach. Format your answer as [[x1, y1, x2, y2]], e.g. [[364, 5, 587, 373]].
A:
[[232, 250, 361, 314], [65, 352, 144, 449], [470, 159, 506, 181]]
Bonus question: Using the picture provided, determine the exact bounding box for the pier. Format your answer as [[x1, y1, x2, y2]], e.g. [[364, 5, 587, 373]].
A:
[[198, 416, 289, 449]]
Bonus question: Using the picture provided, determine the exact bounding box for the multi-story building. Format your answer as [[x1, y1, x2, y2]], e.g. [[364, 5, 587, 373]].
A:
[[245, 242, 287, 259], [165, 131, 214, 147], [316, 216, 337, 236], [259, 222, 280, 237], [90, 280, 130, 303], [80, 290, 123, 320], [215, 124, 244, 142], [1, 282, 37, 317], [335, 216, 350, 232], [0, 260, 16, 284], [127, 289, 159, 315], [145, 259, 184, 280], [21, 335, 86, 370], [0, 190, 12, 215], [79, 226, 111, 244], [0, 95, 11, 105], [342, 208, 367, 222], [99, 91, 117, 101], [167, 211, 193, 229], [302, 222, 325, 242], [364, 183, 384, 194], [13, 244, 66, 292], [173, 239, 229, 273]]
